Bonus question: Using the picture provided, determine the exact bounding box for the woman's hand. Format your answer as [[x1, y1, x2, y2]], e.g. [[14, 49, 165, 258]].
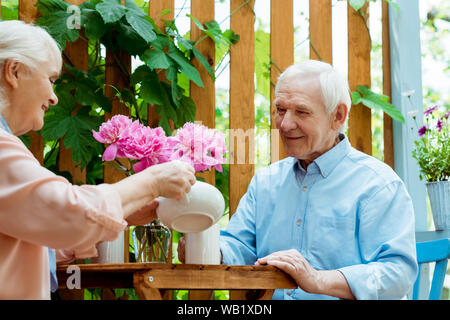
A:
[[112, 160, 196, 220], [125, 199, 159, 226], [148, 160, 196, 200]]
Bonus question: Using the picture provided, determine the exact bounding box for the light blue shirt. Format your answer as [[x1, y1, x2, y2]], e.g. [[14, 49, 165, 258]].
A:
[[0, 115, 58, 293], [220, 134, 418, 300]]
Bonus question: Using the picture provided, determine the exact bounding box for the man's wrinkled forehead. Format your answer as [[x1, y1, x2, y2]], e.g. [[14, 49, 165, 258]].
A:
[[275, 73, 321, 98]]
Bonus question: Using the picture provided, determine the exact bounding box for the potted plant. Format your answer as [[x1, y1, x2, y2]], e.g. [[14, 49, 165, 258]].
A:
[[92, 115, 227, 262], [409, 105, 449, 230]]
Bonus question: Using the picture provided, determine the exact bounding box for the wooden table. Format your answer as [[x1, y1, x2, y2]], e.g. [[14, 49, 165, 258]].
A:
[[57, 263, 298, 300]]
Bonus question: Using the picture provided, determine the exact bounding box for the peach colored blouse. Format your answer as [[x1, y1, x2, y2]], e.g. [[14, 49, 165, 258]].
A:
[[0, 129, 127, 299]]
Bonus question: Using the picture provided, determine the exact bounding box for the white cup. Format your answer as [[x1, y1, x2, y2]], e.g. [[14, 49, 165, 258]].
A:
[[185, 224, 220, 264], [91, 231, 125, 264]]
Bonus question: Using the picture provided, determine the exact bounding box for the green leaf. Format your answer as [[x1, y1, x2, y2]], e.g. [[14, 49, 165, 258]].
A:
[[355, 86, 405, 123], [81, 8, 106, 41], [131, 66, 165, 105], [125, 11, 157, 43], [35, 11, 79, 50], [96, 0, 126, 24], [35, 0, 68, 16], [222, 29, 240, 44], [176, 95, 196, 127], [116, 21, 148, 55], [63, 115, 99, 169], [187, 14, 205, 31], [167, 44, 203, 88], [192, 47, 215, 80], [141, 48, 171, 70], [351, 90, 362, 104], [165, 64, 184, 106], [349, 0, 366, 11]]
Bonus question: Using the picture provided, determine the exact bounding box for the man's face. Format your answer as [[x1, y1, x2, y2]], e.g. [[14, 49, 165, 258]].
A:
[[274, 75, 338, 164]]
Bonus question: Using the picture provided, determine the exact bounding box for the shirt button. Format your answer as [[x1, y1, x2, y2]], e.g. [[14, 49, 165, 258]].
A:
[[302, 186, 307, 191], [296, 219, 302, 227], [323, 171, 328, 176], [286, 290, 292, 296]]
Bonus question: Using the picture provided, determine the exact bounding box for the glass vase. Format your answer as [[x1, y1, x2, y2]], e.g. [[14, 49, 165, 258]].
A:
[[132, 219, 171, 263]]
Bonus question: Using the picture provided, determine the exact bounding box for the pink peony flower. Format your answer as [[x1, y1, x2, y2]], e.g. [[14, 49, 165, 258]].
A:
[[118, 125, 178, 173], [171, 123, 226, 172], [92, 115, 133, 161]]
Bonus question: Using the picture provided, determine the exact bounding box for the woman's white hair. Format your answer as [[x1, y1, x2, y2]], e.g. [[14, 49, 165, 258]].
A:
[[275, 60, 351, 133], [0, 20, 62, 113]]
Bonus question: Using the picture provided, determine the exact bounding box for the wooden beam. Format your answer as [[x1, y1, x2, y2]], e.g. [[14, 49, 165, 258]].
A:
[[347, 3, 372, 155], [382, 1, 394, 169], [18, 0, 44, 164], [191, 0, 215, 186], [269, 0, 293, 163], [229, 0, 255, 217], [148, 0, 174, 128], [189, 0, 216, 300], [309, 0, 332, 64], [59, 0, 89, 186]]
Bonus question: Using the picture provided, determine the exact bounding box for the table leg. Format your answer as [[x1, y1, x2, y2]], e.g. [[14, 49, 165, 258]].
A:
[[133, 271, 165, 300]]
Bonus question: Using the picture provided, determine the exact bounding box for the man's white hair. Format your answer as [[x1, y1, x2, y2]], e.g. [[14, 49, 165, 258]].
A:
[[0, 20, 62, 114], [275, 60, 352, 133]]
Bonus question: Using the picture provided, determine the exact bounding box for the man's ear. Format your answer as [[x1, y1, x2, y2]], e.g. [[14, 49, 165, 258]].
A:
[[331, 102, 348, 131], [3, 59, 21, 89]]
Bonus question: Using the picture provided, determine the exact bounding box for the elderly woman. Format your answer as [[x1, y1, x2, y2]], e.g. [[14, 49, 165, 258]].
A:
[[0, 20, 196, 299]]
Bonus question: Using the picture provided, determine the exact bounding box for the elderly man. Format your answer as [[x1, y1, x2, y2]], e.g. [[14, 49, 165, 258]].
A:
[[179, 60, 418, 300]]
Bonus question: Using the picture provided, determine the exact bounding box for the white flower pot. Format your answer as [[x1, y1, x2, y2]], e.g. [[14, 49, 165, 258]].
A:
[[91, 231, 125, 264], [426, 181, 450, 230], [156, 181, 225, 233], [185, 224, 221, 264]]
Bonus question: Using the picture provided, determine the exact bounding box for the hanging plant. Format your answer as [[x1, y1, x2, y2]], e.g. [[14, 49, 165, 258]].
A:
[[34, 0, 239, 170]]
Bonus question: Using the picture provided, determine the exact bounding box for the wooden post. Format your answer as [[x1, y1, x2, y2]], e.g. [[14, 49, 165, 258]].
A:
[[309, 0, 332, 64], [191, 0, 215, 186], [148, 2, 174, 301], [148, 0, 174, 128], [269, 0, 293, 163], [59, 0, 89, 186], [18, 0, 44, 164], [188, 0, 216, 300], [229, 0, 255, 218], [347, 2, 372, 155], [229, 0, 255, 300], [388, 0, 427, 231], [382, 1, 394, 169]]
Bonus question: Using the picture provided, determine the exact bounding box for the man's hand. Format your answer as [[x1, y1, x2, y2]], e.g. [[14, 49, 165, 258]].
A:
[[177, 236, 186, 263], [125, 199, 159, 226], [255, 249, 355, 299], [255, 249, 320, 293]]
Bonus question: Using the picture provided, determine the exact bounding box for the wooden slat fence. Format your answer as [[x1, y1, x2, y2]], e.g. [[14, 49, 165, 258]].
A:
[[2, 0, 395, 299]]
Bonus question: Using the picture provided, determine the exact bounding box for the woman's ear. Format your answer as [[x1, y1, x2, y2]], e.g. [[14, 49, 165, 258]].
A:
[[2, 59, 21, 89], [331, 102, 348, 131]]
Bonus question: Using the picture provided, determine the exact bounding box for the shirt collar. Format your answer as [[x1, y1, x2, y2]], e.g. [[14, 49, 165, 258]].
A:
[[0, 114, 12, 134], [294, 133, 351, 178]]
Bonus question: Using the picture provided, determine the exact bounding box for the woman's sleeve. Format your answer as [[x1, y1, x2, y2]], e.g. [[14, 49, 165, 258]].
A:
[[0, 132, 127, 259]]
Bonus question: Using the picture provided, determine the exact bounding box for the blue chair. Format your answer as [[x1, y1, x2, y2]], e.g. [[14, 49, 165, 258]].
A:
[[413, 238, 450, 300]]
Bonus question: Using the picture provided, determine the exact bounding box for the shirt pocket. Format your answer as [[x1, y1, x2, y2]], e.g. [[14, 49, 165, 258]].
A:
[[308, 215, 358, 270]]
